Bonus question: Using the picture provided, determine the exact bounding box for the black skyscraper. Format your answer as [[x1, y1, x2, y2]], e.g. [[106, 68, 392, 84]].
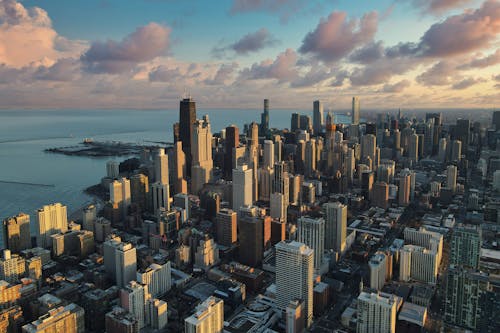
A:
[[179, 98, 196, 175]]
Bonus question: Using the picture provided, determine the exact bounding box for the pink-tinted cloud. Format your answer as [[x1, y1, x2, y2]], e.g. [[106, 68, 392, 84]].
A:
[[350, 57, 416, 86], [299, 11, 378, 63], [81, 23, 171, 74], [34, 58, 81, 81], [239, 48, 298, 82], [459, 49, 500, 69], [231, 28, 277, 55], [451, 77, 485, 89], [407, 0, 473, 14], [349, 41, 385, 64], [290, 65, 332, 88], [380, 80, 411, 93], [419, 0, 500, 57]]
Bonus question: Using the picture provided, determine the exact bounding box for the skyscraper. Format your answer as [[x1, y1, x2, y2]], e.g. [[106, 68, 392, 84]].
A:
[[151, 182, 170, 214], [104, 237, 137, 288], [173, 141, 187, 194], [263, 140, 274, 169], [260, 99, 270, 135], [323, 202, 347, 253], [276, 241, 314, 328], [352, 97, 360, 125], [313, 100, 323, 134], [398, 173, 411, 206], [130, 174, 149, 212], [224, 125, 239, 179], [110, 178, 131, 219], [3, 213, 31, 252], [179, 97, 197, 173], [450, 225, 481, 270], [239, 213, 264, 267], [216, 208, 237, 247], [184, 296, 224, 333], [357, 292, 397, 333], [191, 115, 213, 194], [446, 165, 457, 193], [120, 281, 149, 329], [297, 217, 325, 271], [35, 203, 68, 249], [232, 164, 253, 211], [137, 261, 172, 298], [154, 148, 169, 185], [369, 252, 388, 290]]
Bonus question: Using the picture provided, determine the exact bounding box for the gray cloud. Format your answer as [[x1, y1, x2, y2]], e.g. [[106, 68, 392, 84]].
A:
[[81, 23, 171, 74], [380, 80, 411, 93], [458, 49, 500, 69], [231, 28, 277, 55], [451, 77, 485, 89], [239, 48, 298, 82], [349, 41, 385, 64], [204, 63, 238, 85]]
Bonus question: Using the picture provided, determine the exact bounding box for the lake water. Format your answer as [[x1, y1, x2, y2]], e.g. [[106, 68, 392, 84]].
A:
[[0, 108, 351, 222]]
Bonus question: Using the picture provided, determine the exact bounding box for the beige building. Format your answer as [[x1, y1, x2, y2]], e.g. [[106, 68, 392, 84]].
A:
[[22, 303, 84, 333], [36, 203, 68, 249], [357, 292, 397, 333], [185, 296, 224, 333], [3, 213, 31, 253], [191, 115, 213, 194]]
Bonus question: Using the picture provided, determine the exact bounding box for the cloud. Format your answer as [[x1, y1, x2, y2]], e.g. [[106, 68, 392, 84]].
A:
[[407, 0, 473, 14], [205, 63, 238, 85], [330, 70, 349, 87], [239, 48, 298, 82], [230, 28, 277, 55], [34, 58, 81, 81], [458, 49, 500, 69], [416, 61, 457, 86], [380, 80, 411, 93], [290, 65, 333, 88], [350, 57, 416, 86], [299, 11, 378, 63], [81, 23, 171, 74], [451, 77, 485, 89], [349, 41, 385, 64]]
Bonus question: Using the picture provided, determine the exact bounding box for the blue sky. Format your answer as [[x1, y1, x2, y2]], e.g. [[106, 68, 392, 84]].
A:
[[0, 0, 497, 109]]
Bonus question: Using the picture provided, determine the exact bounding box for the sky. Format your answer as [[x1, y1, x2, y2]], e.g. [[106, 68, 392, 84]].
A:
[[0, 0, 498, 110]]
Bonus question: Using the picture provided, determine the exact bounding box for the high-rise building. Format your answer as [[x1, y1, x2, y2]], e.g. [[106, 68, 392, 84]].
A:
[[3, 213, 31, 252], [110, 178, 131, 219], [454, 118, 470, 148], [399, 245, 439, 284], [82, 205, 96, 231], [373, 181, 389, 209], [105, 307, 139, 333], [323, 202, 347, 253], [0, 250, 25, 284], [450, 140, 462, 162], [446, 165, 457, 193], [22, 303, 85, 333], [173, 141, 187, 193], [404, 227, 443, 263], [215, 209, 237, 247], [450, 225, 481, 270], [104, 237, 137, 288], [147, 299, 168, 330], [106, 160, 120, 179], [194, 237, 219, 271], [154, 148, 169, 185], [270, 192, 287, 223], [239, 214, 264, 267], [398, 173, 411, 206], [263, 140, 274, 169], [151, 182, 170, 214], [291, 113, 300, 132], [120, 281, 149, 329], [35, 203, 68, 249], [408, 133, 419, 163], [297, 217, 325, 271], [276, 241, 314, 328], [444, 267, 491, 331], [232, 164, 253, 211], [137, 262, 171, 298], [369, 252, 388, 290], [493, 110, 500, 130], [286, 299, 305, 333], [184, 296, 224, 333], [179, 97, 197, 173], [361, 134, 376, 168], [313, 100, 323, 134], [130, 174, 149, 212], [304, 139, 316, 178], [352, 97, 360, 125], [357, 292, 397, 333], [191, 115, 213, 194], [260, 99, 270, 135], [224, 125, 239, 179]]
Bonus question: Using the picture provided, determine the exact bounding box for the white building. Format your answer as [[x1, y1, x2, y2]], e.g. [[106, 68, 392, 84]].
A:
[[297, 217, 325, 271], [357, 292, 397, 333], [36, 203, 68, 249], [120, 281, 149, 329], [137, 261, 171, 298], [185, 296, 224, 333], [151, 182, 170, 214], [404, 227, 443, 263], [154, 148, 169, 185], [275, 241, 314, 328], [104, 237, 137, 288], [232, 164, 253, 211], [369, 252, 387, 290], [263, 140, 275, 169], [399, 245, 439, 284]]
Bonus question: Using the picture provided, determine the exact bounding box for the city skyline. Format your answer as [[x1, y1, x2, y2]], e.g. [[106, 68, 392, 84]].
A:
[[0, 0, 498, 109]]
